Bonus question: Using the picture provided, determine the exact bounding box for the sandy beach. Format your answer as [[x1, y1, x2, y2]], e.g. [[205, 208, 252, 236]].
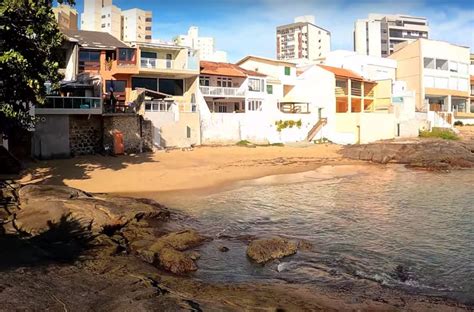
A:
[[19, 144, 348, 196]]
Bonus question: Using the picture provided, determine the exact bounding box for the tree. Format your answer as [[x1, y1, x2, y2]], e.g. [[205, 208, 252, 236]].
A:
[[0, 0, 75, 138]]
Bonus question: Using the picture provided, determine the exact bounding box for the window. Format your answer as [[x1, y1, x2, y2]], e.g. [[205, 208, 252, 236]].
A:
[[141, 51, 157, 59], [101, 15, 106, 18], [132, 77, 157, 91], [248, 78, 263, 92], [159, 79, 183, 95], [217, 77, 232, 87], [79, 50, 100, 70], [145, 101, 171, 112], [145, 35, 152, 40], [248, 100, 262, 111], [106, 80, 126, 93], [118, 48, 136, 62], [267, 84, 273, 94], [284, 66, 291, 76], [101, 24, 106, 28], [146, 17, 152, 22], [145, 27, 152, 31], [423, 57, 435, 69], [449, 61, 458, 73], [218, 105, 227, 113], [200, 76, 210, 86], [435, 59, 448, 70]]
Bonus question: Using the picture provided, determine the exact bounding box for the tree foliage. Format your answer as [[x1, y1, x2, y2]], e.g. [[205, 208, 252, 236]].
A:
[[0, 0, 75, 137]]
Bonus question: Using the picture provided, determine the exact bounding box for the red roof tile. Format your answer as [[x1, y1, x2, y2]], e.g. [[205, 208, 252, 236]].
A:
[[200, 61, 266, 78], [318, 65, 365, 81]]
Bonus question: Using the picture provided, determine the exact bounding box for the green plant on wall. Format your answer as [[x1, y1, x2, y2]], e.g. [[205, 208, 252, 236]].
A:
[[275, 119, 303, 132]]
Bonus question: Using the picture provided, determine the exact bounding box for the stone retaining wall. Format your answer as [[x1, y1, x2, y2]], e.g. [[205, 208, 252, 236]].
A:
[[69, 116, 102, 156], [103, 115, 145, 153]]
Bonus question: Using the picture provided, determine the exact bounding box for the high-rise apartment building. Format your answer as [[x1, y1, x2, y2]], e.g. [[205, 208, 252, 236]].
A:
[[53, 4, 78, 30], [276, 15, 331, 63], [122, 9, 152, 42], [354, 14, 429, 58], [80, 0, 152, 42], [174, 26, 227, 62]]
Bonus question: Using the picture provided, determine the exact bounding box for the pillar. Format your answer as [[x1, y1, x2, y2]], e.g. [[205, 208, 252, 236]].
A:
[[347, 79, 352, 113], [447, 95, 452, 112], [361, 82, 365, 113]]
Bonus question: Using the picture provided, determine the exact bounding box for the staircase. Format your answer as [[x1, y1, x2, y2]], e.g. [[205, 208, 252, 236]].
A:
[[307, 118, 327, 142]]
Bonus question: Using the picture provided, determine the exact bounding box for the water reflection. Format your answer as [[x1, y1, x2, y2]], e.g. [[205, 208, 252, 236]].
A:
[[159, 165, 474, 305]]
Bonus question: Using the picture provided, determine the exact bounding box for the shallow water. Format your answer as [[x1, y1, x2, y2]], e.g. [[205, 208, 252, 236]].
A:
[[156, 165, 474, 305]]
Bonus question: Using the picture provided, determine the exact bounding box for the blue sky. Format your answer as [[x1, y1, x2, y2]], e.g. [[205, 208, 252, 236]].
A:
[[71, 0, 474, 61]]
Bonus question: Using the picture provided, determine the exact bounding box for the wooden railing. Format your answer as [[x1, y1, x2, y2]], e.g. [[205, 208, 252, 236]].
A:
[[307, 118, 328, 141]]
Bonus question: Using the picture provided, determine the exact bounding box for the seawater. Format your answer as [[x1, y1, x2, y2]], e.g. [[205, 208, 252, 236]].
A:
[[158, 165, 474, 305]]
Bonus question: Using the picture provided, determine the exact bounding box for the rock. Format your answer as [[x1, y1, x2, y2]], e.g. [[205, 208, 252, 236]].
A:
[[219, 246, 229, 252], [187, 251, 200, 260], [247, 237, 298, 264], [157, 247, 197, 274], [341, 140, 474, 170], [15, 185, 169, 235], [149, 229, 205, 252]]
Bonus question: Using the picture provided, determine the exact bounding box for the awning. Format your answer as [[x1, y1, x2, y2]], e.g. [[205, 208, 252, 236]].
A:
[[135, 88, 172, 100]]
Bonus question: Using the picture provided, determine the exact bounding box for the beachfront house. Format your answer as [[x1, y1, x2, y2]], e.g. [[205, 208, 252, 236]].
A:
[[128, 41, 201, 147], [389, 39, 471, 128], [32, 30, 152, 159]]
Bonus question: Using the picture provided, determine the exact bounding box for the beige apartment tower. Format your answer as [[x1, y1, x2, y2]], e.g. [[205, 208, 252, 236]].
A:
[[80, 0, 152, 42], [53, 4, 78, 30], [276, 15, 331, 63], [354, 14, 429, 57]]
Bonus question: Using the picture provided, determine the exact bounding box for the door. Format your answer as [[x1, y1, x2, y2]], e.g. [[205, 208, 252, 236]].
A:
[[166, 54, 172, 69]]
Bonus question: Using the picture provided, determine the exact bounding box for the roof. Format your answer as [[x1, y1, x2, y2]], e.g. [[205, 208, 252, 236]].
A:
[[318, 65, 366, 81], [276, 22, 330, 34], [62, 29, 130, 50], [200, 61, 266, 78], [236, 55, 297, 67]]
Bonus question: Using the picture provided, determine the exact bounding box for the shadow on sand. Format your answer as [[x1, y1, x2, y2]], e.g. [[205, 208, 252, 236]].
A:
[[15, 152, 157, 186]]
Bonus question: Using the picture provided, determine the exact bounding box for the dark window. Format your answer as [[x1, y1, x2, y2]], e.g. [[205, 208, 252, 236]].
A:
[[141, 51, 157, 58], [132, 77, 157, 91], [145, 35, 152, 40], [159, 79, 183, 95], [267, 84, 273, 94], [145, 27, 152, 31], [79, 50, 100, 62], [106, 80, 127, 93], [284, 66, 291, 75], [118, 48, 136, 62], [146, 17, 152, 22]]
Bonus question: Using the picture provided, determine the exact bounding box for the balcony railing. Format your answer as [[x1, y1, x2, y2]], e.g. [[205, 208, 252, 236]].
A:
[[38, 96, 103, 114], [200, 86, 245, 97], [141, 57, 175, 70]]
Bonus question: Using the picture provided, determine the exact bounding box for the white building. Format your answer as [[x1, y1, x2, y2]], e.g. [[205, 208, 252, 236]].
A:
[[80, 0, 152, 42], [174, 26, 228, 62], [354, 14, 429, 57], [276, 15, 331, 63], [122, 9, 152, 42]]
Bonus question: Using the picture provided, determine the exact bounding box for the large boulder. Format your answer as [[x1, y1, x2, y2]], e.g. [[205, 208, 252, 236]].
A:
[[15, 185, 168, 235], [156, 247, 197, 274], [149, 229, 205, 252], [247, 237, 298, 264]]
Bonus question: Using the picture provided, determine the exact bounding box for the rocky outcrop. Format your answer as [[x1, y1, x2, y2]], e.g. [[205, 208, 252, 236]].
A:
[[341, 140, 474, 170], [15, 185, 168, 235], [247, 237, 298, 264], [129, 229, 206, 274]]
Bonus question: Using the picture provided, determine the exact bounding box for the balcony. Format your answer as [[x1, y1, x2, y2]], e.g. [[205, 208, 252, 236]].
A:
[[36, 97, 103, 115], [140, 57, 198, 72], [200, 86, 245, 97]]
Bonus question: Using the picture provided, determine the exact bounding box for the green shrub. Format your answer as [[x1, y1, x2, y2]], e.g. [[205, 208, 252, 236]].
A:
[[454, 120, 463, 126], [419, 128, 459, 140], [236, 140, 252, 146], [275, 119, 302, 132]]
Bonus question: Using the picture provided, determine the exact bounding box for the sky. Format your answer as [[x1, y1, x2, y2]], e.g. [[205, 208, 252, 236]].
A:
[[71, 0, 474, 62]]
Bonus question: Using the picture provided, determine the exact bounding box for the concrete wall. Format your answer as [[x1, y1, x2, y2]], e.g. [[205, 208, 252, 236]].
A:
[[32, 115, 70, 159], [144, 110, 200, 148], [334, 113, 396, 144]]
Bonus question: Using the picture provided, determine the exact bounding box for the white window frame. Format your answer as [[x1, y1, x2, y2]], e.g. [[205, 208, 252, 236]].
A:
[[248, 99, 262, 111]]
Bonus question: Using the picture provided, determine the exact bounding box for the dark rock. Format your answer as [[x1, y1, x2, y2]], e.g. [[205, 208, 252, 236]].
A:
[[219, 246, 229, 252], [247, 237, 298, 264], [157, 247, 197, 274]]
